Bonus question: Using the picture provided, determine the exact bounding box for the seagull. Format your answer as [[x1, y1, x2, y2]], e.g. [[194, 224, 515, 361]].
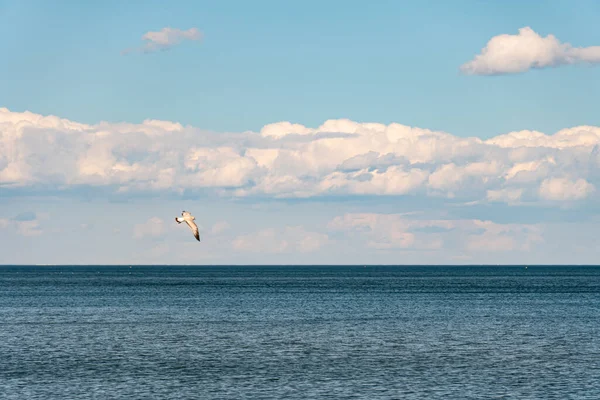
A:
[[175, 210, 200, 242]]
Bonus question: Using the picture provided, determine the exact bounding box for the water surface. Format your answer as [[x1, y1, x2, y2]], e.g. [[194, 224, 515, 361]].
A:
[[1, 266, 599, 399]]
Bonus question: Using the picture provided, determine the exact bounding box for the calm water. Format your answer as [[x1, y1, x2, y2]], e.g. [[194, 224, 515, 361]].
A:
[[1, 266, 600, 399]]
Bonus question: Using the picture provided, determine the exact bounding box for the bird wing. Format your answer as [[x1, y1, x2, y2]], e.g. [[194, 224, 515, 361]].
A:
[[185, 219, 200, 241]]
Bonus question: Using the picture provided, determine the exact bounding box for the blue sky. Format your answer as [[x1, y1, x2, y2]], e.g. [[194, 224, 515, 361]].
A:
[[2, 0, 599, 136], [1, 0, 599, 264]]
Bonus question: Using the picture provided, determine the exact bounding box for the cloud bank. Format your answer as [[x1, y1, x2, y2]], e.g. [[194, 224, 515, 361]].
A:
[[461, 27, 600, 75], [1, 107, 599, 206], [122, 27, 202, 54], [328, 213, 543, 254]]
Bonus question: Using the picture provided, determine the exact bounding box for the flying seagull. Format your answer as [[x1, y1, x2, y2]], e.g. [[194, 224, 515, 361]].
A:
[[175, 210, 200, 241]]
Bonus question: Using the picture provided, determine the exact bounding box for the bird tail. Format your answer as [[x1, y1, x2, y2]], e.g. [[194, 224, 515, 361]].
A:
[[175, 217, 183, 224]]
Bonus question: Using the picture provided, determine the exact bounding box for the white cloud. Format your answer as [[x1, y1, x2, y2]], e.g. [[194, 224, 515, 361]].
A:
[[133, 217, 165, 239], [461, 27, 600, 75], [1, 107, 599, 206], [328, 213, 543, 253], [464, 220, 543, 253], [185, 147, 260, 187], [539, 177, 595, 201], [329, 213, 425, 249], [232, 226, 329, 254], [122, 27, 202, 55], [427, 161, 501, 198], [487, 127, 600, 149], [486, 188, 523, 203]]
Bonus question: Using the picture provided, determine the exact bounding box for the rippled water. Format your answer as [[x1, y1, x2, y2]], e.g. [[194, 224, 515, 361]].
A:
[[1, 266, 600, 399]]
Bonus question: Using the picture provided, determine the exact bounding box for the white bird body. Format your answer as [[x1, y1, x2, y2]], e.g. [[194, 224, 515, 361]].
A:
[[175, 211, 200, 241]]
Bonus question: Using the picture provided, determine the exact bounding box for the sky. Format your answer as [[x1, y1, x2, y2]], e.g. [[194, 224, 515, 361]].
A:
[[1, 0, 600, 264]]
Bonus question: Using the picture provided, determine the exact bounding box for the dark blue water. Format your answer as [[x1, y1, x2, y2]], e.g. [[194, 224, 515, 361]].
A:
[[1, 266, 599, 399]]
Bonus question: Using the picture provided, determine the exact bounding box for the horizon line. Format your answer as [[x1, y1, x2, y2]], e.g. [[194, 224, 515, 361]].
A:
[[2, 264, 600, 267]]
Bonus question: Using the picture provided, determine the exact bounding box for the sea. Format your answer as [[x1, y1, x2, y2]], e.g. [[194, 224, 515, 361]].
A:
[[1, 265, 599, 399]]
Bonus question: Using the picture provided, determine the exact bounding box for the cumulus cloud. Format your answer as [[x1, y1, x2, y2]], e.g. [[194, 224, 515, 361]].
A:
[[233, 226, 329, 254], [328, 213, 543, 253], [1, 107, 599, 206], [486, 188, 524, 204], [122, 27, 202, 55], [539, 177, 595, 201], [461, 27, 600, 75]]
